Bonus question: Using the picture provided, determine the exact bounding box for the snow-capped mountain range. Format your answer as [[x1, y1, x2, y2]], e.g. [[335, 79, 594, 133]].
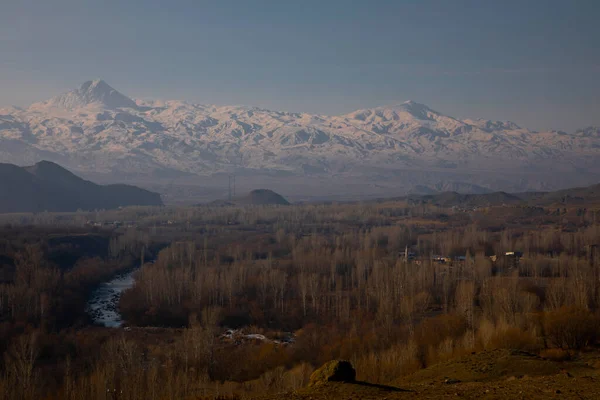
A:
[[1, 80, 599, 194]]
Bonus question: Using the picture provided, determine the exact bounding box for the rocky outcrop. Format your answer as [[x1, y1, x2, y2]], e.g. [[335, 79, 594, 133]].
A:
[[308, 360, 356, 386]]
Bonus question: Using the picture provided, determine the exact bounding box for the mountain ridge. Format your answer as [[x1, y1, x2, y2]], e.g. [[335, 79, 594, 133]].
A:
[[0, 160, 163, 213], [2, 80, 600, 197]]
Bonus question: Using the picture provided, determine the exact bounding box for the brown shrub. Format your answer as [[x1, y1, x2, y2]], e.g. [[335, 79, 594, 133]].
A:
[[414, 314, 468, 367], [352, 341, 420, 384], [487, 327, 540, 352], [544, 307, 599, 350], [414, 314, 468, 348]]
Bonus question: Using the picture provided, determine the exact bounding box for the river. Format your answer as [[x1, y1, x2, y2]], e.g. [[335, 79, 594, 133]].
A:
[[86, 269, 136, 328]]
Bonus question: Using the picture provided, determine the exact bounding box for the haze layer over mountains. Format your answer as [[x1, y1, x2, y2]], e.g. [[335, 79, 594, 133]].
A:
[[1, 80, 599, 200]]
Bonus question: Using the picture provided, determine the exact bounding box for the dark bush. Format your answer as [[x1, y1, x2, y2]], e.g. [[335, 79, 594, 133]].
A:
[[544, 307, 599, 350]]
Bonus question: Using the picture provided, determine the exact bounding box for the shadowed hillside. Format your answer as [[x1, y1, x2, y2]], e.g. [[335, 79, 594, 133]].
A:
[[207, 189, 290, 206], [0, 160, 163, 213], [408, 191, 522, 208], [401, 182, 600, 209], [517, 183, 600, 205], [238, 189, 290, 205]]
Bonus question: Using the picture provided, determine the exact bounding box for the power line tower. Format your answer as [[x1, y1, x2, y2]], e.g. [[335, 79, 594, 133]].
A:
[[228, 152, 244, 201], [235, 153, 244, 198]]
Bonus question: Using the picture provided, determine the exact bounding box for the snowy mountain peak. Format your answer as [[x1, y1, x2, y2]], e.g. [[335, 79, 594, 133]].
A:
[[80, 79, 111, 93], [33, 80, 138, 111], [344, 101, 452, 128], [400, 100, 429, 108], [392, 100, 437, 116]]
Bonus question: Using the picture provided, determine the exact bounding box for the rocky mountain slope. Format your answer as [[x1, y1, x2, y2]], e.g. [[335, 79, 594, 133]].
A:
[[0, 160, 163, 213], [1, 80, 599, 195]]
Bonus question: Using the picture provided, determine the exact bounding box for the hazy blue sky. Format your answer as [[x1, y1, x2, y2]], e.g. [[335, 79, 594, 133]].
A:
[[1, 0, 599, 130]]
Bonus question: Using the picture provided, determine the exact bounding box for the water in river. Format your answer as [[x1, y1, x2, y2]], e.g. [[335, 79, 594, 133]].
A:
[[86, 270, 136, 328]]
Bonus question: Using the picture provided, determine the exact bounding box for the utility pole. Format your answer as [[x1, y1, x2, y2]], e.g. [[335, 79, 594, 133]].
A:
[[228, 175, 232, 201]]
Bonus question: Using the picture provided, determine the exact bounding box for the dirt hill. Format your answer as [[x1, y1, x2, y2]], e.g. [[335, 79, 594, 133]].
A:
[[260, 349, 600, 399]]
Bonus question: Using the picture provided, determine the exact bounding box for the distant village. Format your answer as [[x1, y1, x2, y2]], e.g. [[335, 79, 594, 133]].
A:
[[400, 247, 524, 270], [85, 219, 176, 228]]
